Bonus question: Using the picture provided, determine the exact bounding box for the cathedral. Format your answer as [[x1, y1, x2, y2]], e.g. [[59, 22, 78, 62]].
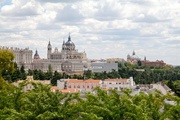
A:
[[127, 51, 141, 64], [33, 35, 90, 74]]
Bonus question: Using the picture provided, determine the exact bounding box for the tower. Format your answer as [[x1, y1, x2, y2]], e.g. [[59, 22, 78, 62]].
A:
[[47, 41, 52, 59], [132, 50, 135, 55], [144, 56, 146, 61], [62, 40, 66, 51], [127, 54, 131, 62]]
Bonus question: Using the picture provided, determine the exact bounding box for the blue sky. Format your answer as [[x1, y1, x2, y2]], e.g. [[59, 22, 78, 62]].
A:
[[0, 0, 11, 6], [0, 0, 180, 65]]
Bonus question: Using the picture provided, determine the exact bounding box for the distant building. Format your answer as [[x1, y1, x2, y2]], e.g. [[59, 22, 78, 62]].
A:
[[127, 51, 141, 64], [90, 62, 118, 73], [13, 76, 50, 92], [57, 77, 136, 93], [151, 82, 171, 95], [32, 35, 90, 74], [141, 57, 166, 67], [102, 77, 136, 91], [106, 58, 125, 63], [57, 79, 102, 93], [0, 46, 33, 71]]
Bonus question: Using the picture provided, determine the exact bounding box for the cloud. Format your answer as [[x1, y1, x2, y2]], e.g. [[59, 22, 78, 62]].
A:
[[55, 4, 84, 23], [0, 0, 180, 65], [37, 0, 83, 3], [1, 0, 43, 16]]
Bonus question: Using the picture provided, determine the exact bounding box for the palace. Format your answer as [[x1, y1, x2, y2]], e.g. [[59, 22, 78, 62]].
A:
[[0, 46, 33, 70]]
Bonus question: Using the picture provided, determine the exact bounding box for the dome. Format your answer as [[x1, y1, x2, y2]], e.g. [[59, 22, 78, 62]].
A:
[[34, 50, 40, 59], [65, 34, 75, 47], [65, 40, 75, 46]]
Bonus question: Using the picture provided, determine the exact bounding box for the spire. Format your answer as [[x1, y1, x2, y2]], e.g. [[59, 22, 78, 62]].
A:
[[68, 33, 71, 41], [48, 41, 51, 46], [144, 56, 146, 61], [133, 50, 135, 55], [35, 49, 38, 54]]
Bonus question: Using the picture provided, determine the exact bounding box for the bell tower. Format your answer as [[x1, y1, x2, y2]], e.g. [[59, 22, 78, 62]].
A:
[[47, 41, 52, 59]]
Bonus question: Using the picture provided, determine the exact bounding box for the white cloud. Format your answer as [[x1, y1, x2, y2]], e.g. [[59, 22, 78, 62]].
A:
[[0, 0, 180, 65]]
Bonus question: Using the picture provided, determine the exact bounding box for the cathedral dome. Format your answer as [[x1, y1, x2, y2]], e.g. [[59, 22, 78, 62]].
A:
[[65, 40, 75, 46], [131, 51, 139, 60], [65, 34, 75, 47]]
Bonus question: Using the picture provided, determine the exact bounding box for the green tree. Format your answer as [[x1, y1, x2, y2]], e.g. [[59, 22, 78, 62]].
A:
[[51, 71, 63, 85], [46, 64, 53, 80], [83, 70, 94, 79], [0, 49, 15, 76]]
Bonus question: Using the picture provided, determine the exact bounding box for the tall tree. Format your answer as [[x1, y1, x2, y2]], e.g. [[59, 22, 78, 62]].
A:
[[46, 64, 53, 80], [0, 49, 15, 76], [83, 70, 94, 79]]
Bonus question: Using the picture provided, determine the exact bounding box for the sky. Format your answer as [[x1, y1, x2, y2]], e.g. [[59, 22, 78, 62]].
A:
[[0, 0, 180, 65]]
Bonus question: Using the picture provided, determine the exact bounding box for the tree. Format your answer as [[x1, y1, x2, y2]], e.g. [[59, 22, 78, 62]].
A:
[[51, 71, 63, 85], [46, 64, 53, 80], [0, 49, 15, 76], [83, 70, 94, 79], [137, 60, 142, 66]]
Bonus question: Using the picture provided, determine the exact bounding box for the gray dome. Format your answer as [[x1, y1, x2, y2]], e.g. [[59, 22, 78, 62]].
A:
[[65, 40, 75, 46], [34, 50, 40, 59], [65, 35, 75, 46], [34, 50, 39, 57]]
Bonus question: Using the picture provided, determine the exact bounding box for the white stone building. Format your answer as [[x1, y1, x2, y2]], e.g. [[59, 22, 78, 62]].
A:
[[57, 77, 136, 93], [0, 46, 33, 70], [102, 77, 136, 91], [66, 79, 101, 92]]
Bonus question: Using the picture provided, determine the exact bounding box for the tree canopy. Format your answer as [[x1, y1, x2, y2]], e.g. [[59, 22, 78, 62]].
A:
[[0, 80, 180, 119], [0, 49, 15, 76]]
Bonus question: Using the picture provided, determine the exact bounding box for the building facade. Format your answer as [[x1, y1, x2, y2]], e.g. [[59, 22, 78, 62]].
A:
[[67, 79, 101, 92], [57, 77, 135, 93], [32, 35, 90, 74], [90, 62, 118, 73], [141, 57, 166, 67], [0, 46, 33, 70], [101, 77, 136, 91]]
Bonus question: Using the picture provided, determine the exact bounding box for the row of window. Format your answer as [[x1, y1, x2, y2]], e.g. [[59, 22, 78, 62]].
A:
[[68, 85, 94, 89], [107, 82, 129, 85]]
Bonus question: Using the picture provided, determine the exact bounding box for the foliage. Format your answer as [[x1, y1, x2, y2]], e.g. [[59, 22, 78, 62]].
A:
[[0, 81, 180, 119], [0, 49, 15, 76], [166, 80, 180, 97]]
